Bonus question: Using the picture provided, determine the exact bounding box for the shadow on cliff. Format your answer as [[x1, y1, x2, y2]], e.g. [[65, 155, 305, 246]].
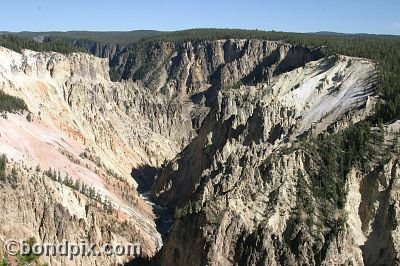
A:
[[131, 164, 176, 240], [125, 256, 152, 266], [131, 165, 159, 192]]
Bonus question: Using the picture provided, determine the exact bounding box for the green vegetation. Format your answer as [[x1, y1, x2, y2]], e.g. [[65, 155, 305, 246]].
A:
[[0, 91, 28, 113], [0, 34, 84, 54], [43, 168, 114, 212], [138, 28, 398, 44], [0, 257, 8, 266], [12, 30, 164, 45], [262, 120, 385, 237], [105, 167, 126, 183], [296, 169, 316, 228], [16, 237, 40, 266], [79, 150, 127, 183], [175, 200, 202, 219], [26, 113, 32, 122], [313, 124, 368, 206], [296, 121, 383, 215], [0, 154, 6, 181]]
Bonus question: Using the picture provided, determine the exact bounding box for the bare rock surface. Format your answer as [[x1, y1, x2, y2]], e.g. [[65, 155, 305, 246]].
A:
[[0, 38, 398, 266]]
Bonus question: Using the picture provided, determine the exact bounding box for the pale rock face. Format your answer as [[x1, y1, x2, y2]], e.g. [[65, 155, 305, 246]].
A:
[[0, 47, 178, 264], [0, 47, 186, 177], [149, 44, 397, 264], [0, 38, 398, 266], [153, 55, 377, 207]]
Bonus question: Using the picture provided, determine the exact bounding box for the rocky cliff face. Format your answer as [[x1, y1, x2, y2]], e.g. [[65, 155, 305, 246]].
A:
[[72, 40, 123, 59], [148, 52, 400, 265], [0, 47, 180, 264], [152, 133, 400, 265], [107, 40, 326, 145], [0, 161, 150, 265], [152, 55, 377, 207], [106, 40, 322, 98], [0, 38, 398, 265], [142, 42, 398, 265]]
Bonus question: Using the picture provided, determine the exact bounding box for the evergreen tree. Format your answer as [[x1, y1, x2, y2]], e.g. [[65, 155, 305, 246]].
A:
[[0, 154, 6, 181]]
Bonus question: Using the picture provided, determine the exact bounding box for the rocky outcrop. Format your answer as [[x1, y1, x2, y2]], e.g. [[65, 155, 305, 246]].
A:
[[152, 55, 377, 207], [148, 51, 399, 265]]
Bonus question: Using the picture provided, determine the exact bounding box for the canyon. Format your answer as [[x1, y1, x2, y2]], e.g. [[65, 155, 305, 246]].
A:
[[0, 38, 399, 265]]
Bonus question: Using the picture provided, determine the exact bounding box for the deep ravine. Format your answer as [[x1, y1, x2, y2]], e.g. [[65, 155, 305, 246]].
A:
[[138, 191, 175, 248]]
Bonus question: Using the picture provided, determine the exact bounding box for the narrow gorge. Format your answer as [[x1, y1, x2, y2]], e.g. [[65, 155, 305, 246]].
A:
[[0, 37, 399, 265]]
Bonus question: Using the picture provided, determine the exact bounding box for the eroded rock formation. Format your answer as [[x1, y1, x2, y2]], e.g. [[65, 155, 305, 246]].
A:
[[0, 39, 398, 265]]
